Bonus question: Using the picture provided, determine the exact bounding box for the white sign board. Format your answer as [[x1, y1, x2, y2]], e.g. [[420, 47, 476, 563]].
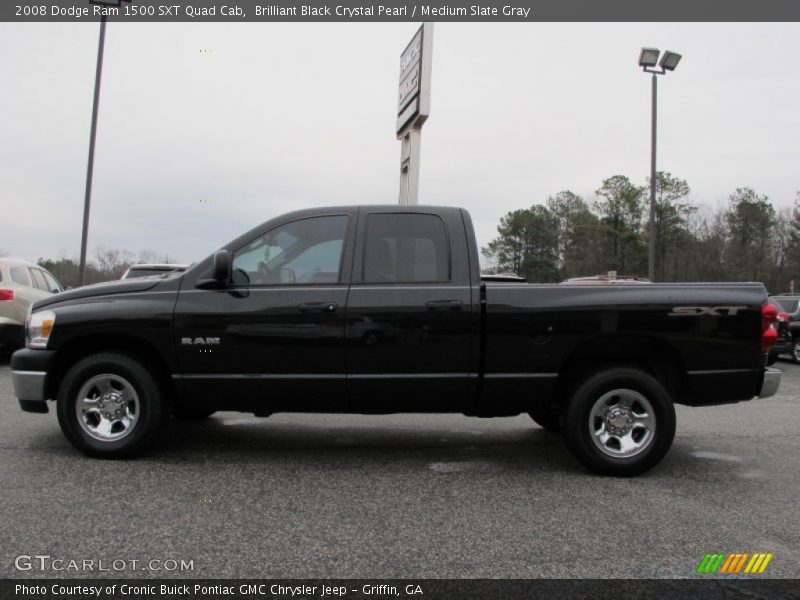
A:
[[396, 23, 433, 135]]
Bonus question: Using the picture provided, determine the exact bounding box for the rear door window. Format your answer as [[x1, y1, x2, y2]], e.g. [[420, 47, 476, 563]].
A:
[[362, 213, 450, 283], [29, 268, 49, 291]]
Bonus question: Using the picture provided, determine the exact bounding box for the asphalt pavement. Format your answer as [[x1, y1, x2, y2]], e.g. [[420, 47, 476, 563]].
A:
[[1, 357, 798, 579]]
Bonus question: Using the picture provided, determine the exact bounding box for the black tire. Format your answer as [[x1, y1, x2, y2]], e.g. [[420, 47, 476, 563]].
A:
[[561, 367, 676, 477], [172, 406, 216, 421], [528, 405, 560, 433], [792, 339, 800, 364], [56, 352, 169, 458]]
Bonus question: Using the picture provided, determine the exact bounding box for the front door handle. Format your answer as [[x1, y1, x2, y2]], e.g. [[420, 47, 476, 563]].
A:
[[426, 300, 463, 311], [299, 302, 338, 313]]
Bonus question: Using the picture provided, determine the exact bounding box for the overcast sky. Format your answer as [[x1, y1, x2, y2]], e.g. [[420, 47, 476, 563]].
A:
[[1, 22, 798, 264]]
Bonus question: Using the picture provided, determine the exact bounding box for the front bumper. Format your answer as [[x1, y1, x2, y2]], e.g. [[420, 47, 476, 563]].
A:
[[12, 369, 47, 401], [12, 371, 48, 412], [759, 368, 781, 399], [10, 348, 56, 413]]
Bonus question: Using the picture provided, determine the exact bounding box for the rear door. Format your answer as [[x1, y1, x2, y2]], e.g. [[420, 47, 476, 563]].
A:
[[345, 208, 474, 411]]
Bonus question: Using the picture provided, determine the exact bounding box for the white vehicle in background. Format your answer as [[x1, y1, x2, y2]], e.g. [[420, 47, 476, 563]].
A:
[[0, 258, 63, 351], [120, 263, 188, 279]]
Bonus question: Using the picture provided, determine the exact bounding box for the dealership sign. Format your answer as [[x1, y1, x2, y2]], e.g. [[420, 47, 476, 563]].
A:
[[396, 23, 432, 134]]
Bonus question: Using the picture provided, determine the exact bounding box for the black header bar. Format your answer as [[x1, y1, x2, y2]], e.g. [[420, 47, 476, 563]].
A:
[[3, 579, 800, 600], [4, 0, 800, 22]]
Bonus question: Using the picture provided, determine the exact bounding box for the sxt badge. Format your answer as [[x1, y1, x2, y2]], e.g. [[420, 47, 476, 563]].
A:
[[669, 306, 747, 317]]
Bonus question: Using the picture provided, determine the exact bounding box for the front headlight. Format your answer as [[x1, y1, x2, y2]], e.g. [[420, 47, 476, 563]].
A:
[[26, 310, 56, 349]]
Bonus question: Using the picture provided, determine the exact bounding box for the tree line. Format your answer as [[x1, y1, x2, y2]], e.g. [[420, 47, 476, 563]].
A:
[[481, 172, 800, 293], [37, 247, 176, 288]]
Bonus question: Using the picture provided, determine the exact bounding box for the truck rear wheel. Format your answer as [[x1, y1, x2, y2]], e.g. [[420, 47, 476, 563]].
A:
[[561, 367, 675, 476], [56, 353, 169, 458]]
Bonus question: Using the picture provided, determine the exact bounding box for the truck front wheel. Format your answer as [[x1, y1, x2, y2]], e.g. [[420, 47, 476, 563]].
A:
[[56, 353, 170, 458], [561, 367, 676, 476]]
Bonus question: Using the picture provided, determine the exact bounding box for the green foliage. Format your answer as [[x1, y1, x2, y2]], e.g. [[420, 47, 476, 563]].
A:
[[724, 187, 775, 281], [482, 206, 560, 282], [547, 191, 602, 280], [594, 175, 647, 275], [483, 177, 800, 293], [647, 172, 696, 282]]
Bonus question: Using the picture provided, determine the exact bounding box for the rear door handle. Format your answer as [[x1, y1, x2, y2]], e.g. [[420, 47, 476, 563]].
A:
[[426, 300, 463, 311], [299, 302, 338, 313]]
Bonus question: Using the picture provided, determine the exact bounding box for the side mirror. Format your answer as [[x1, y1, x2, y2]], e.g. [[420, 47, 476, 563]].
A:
[[213, 250, 233, 283], [197, 250, 233, 289]]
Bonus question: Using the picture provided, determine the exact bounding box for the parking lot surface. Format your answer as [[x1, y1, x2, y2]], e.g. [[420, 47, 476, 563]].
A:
[[1, 358, 798, 579]]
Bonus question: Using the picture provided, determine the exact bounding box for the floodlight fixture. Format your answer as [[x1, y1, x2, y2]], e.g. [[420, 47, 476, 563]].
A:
[[638, 47, 660, 68], [659, 51, 682, 71]]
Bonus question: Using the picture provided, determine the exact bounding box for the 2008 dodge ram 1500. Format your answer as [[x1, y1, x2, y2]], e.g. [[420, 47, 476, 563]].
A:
[[11, 206, 781, 475]]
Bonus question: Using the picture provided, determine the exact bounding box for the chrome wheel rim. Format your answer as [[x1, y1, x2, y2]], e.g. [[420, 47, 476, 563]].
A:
[[794, 341, 800, 361], [75, 374, 140, 442], [589, 389, 655, 458]]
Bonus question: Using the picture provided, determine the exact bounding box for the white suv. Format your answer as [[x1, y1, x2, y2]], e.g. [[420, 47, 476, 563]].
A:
[[121, 263, 188, 279], [0, 258, 63, 351]]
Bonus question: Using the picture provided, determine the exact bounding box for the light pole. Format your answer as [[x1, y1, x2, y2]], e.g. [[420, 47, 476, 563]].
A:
[[79, 0, 130, 286], [638, 47, 681, 282], [78, 13, 107, 286]]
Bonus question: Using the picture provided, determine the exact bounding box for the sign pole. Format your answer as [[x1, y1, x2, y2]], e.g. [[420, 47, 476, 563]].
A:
[[396, 23, 433, 206], [398, 127, 422, 206]]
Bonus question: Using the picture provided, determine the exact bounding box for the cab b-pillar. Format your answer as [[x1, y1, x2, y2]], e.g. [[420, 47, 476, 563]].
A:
[[396, 23, 433, 207]]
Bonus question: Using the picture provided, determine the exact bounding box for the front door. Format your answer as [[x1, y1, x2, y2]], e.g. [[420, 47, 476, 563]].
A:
[[174, 211, 356, 413]]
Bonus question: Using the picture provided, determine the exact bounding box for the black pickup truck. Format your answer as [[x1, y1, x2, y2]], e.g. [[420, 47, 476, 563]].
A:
[[11, 206, 781, 475]]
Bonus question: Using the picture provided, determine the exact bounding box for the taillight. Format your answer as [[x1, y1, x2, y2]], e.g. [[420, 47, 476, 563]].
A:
[[762, 303, 778, 351], [0, 289, 14, 301]]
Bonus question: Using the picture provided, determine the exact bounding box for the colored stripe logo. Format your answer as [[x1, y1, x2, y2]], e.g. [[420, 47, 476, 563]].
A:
[[696, 552, 773, 574]]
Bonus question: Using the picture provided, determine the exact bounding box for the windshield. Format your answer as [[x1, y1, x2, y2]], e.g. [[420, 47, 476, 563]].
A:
[[776, 298, 799, 313]]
